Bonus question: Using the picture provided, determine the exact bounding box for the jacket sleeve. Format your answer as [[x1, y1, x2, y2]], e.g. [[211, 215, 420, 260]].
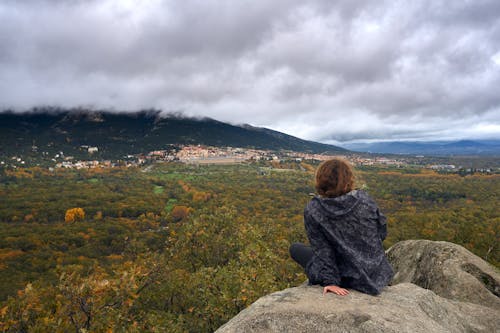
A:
[[376, 208, 388, 241], [304, 209, 341, 286]]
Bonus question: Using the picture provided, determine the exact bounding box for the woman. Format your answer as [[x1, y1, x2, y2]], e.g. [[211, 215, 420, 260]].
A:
[[290, 158, 393, 296]]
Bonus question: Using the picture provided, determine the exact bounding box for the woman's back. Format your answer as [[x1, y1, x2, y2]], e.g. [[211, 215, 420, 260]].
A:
[[304, 190, 393, 295], [290, 158, 393, 296]]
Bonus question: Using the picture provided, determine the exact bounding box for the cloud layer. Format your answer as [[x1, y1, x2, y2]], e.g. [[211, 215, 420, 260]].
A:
[[1, 0, 499, 142]]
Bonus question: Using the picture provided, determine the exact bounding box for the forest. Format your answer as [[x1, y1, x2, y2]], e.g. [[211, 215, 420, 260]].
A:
[[0, 161, 498, 332]]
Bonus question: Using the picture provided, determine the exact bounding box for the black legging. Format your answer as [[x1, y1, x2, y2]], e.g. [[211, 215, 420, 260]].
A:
[[289, 242, 313, 269]]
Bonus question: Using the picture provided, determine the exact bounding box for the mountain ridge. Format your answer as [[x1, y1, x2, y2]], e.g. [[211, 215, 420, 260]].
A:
[[342, 139, 500, 156], [0, 108, 347, 160]]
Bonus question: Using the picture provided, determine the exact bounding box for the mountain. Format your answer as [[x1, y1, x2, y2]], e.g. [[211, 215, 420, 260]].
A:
[[342, 140, 500, 156], [0, 108, 346, 160]]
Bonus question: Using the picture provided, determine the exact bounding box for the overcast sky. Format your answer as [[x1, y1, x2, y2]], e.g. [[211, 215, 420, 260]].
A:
[[1, 0, 499, 143]]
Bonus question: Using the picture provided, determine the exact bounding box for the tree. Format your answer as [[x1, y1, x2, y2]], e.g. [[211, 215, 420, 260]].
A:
[[65, 208, 85, 223], [170, 206, 191, 222]]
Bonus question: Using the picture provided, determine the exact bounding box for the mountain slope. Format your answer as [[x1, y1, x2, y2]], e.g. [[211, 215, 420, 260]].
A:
[[342, 140, 500, 156], [0, 108, 346, 159]]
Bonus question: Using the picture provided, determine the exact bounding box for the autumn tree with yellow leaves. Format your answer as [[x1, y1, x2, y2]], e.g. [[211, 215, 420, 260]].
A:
[[64, 208, 85, 223]]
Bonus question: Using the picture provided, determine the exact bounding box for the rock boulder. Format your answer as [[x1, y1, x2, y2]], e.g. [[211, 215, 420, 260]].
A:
[[386, 239, 499, 309], [216, 240, 500, 333]]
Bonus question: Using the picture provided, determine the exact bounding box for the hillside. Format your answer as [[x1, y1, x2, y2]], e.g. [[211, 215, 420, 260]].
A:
[[343, 140, 500, 156], [0, 108, 346, 160]]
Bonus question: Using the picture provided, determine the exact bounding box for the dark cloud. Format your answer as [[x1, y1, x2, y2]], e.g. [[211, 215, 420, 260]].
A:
[[0, 0, 499, 142]]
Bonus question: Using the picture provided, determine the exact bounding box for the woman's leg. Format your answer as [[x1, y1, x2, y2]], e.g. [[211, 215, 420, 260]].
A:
[[289, 242, 313, 269]]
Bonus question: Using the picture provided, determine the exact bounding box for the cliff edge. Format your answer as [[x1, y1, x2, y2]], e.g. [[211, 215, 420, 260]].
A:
[[216, 240, 500, 333]]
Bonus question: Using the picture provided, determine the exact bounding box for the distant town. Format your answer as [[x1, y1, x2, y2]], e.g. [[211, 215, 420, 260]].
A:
[[1, 144, 497, 174]]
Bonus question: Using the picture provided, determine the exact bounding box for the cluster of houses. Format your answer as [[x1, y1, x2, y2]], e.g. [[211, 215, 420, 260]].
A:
[[171, 146, 277, 163], [140, 145, 409, 167], [1, 144, 497, 173], [55, 160, 113, 169], [0, 144, 415, 170]]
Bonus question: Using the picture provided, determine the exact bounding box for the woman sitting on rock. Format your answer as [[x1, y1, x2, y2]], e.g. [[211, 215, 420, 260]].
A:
[[290, 158, 394, 296]]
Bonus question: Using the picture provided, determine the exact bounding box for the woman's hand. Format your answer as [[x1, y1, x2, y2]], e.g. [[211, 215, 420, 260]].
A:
[[323, 285, 349, 296]]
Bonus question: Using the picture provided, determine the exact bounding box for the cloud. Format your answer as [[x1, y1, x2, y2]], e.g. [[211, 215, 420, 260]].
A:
[[0, 0, 499, 142]]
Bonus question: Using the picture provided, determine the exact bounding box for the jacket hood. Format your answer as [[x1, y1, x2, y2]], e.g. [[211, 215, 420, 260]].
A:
[[313, 190, 363, 217]]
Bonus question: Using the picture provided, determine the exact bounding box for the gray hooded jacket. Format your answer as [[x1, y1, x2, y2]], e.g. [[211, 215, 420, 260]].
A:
[[304, 190, 393, 295]]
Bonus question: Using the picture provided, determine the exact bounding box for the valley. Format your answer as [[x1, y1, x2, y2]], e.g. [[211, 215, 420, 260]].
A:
[[0, 161, 498, 331]]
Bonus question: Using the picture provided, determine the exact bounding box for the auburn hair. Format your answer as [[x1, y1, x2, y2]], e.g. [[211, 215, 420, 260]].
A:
[[315, 158, 355, 198]]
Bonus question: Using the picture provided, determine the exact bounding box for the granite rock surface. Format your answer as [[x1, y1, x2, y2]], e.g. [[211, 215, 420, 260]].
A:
[[216, 240, 500, 333]]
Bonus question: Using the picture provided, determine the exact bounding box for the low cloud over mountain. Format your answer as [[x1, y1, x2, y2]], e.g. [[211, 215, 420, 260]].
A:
[[1, 0, 499, 143]]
